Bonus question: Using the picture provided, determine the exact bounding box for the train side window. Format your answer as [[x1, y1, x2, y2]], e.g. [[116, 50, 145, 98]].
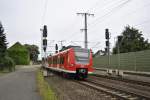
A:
[[53, 57, 54, 64], [49, 58, 51, 64], [50, 58, 52, 64], [48, 58, 50, 64], [62, 56, 64, 64], [57, 56, 59, 64], [54, 57, 55, 64], [51, 57, 53, 64], [60, 56, 63, 64], [56, 57, 57, 64], [60, 56, 61, 64], [55, 57, 56, 64], [54, 57, 56, 64]]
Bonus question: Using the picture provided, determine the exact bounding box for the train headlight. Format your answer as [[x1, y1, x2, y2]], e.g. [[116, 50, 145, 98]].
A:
[[79, 69, 86, 73]]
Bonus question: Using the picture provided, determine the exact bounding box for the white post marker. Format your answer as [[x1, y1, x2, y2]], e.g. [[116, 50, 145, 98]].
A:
[[43, 69, 48, 77]]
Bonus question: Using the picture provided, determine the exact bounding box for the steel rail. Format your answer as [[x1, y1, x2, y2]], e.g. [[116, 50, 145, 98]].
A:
[[77, 79, 150, 100]]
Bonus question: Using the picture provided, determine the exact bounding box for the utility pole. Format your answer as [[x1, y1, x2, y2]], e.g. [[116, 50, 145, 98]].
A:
[[77, 13, 94, 49]]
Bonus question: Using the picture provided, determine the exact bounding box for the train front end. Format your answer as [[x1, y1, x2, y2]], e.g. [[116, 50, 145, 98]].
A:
[[72, 47, 93, 79]]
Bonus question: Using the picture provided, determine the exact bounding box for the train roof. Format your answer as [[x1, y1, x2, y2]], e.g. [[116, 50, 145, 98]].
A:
[[48, 45, 91, 57], [59, 45, 81, 52]]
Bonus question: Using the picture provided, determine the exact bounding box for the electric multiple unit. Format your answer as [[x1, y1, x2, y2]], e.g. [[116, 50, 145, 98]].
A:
[[45, 46, 94, 79]]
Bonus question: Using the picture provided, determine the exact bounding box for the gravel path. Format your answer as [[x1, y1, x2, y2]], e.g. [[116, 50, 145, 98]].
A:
[[45, 74, 113, 100], [0, 65, 41, 100]]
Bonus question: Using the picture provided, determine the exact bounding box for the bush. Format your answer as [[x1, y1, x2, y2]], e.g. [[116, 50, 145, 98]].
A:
[[0, 56, 15, 72], [7, 42, 30, 65], [8, 50, 30, 65]]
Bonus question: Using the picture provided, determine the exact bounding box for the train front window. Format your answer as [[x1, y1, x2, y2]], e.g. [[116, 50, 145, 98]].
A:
[[74, 48, 90, 64]]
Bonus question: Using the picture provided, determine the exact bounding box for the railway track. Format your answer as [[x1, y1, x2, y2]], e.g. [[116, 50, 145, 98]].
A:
[[89, 75, 150, 94], [78, 79, 150, 100], [92, 74, 150, 87]]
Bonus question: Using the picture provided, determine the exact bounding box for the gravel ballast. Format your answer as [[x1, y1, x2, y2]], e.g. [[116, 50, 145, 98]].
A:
[[45, 74, 113, 100]]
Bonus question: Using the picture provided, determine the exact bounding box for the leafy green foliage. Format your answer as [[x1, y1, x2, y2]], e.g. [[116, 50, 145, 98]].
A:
[[8, 42, 30, 65], [113, 26, 150, 54], [0, 22, 15, 71], [24, 44, 39, 63], [0, 22, 7, 57], [0, 56, 15, 71]]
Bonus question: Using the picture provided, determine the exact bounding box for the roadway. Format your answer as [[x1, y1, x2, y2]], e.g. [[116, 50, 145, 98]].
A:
[[0, 65, 41, 100]]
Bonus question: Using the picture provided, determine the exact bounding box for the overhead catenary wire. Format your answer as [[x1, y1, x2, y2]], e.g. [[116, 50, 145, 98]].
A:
[[88, 0, 150, 40], [134, 20, 150, 27], [88, 0, 150, 36], [118, 1, 150, 19], [41, 0, 48, 25], [61, 0, 127, 43], [88, 0, 132, 28], [88, 0, 125, 16], [86, 0, 111, 13], [62, 0, 113, 41]]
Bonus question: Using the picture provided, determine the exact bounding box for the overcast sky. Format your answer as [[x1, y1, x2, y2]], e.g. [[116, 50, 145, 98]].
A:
[[0, 0, 150, 58]]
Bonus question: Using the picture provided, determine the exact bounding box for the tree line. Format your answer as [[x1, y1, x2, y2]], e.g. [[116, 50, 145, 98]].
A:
[[113, 26, 150, 54], [0, 22, 15, 71], [0, 21, 39, 72]]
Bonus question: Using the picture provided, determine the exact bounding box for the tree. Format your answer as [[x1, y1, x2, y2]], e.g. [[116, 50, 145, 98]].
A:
[[0, 22, 7, 57], [24, 44, 39, 63], [8, 42, 30, 65], [0, 22, 15, 71], [113, 25, 150, 54]]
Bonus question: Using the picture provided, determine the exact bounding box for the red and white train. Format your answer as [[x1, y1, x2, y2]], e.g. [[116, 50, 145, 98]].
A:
[[43, 46, 94, 79]]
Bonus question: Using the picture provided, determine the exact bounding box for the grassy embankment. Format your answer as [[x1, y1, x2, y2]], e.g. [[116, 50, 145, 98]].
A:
[[37, 69, 57, 100]]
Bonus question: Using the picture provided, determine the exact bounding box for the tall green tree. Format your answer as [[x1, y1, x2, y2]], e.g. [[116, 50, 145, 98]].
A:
[[0, 22, 7, 57], [0, 22, 15, 71], [24, 44, 39, 63], [113, 25, 150, 54]]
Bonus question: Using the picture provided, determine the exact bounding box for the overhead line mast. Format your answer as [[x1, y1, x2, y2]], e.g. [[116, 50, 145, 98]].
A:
[[77, 13, 94, 49]]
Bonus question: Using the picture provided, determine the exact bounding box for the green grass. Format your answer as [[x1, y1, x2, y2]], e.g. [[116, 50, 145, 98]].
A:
[[37, 69, 57, 100]]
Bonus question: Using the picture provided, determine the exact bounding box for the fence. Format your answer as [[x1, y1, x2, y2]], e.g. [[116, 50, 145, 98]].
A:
[[93, 50, 150, 72]]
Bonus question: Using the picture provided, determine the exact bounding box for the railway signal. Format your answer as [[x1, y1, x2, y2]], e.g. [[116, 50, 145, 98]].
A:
[[41, 25, 48, 59], [42, 25, 48, 53], [105, 28, 110, 55], [105, 48, 108, 52], [55, 44, 58, 53], [43, 39, 47, 46], [43, 46, 46, 52], [105, 28, 111, 74], [106, 40, 109, 46], [43, 25, 47, 37], [105, 29, 109, 39]]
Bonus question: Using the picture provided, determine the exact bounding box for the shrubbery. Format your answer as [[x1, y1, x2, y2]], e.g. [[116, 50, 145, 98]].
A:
[[8, 50, 30, 65], [7, 42, 30, 65], [0, 56, 15, 72], [0, 21, 15, 72]]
